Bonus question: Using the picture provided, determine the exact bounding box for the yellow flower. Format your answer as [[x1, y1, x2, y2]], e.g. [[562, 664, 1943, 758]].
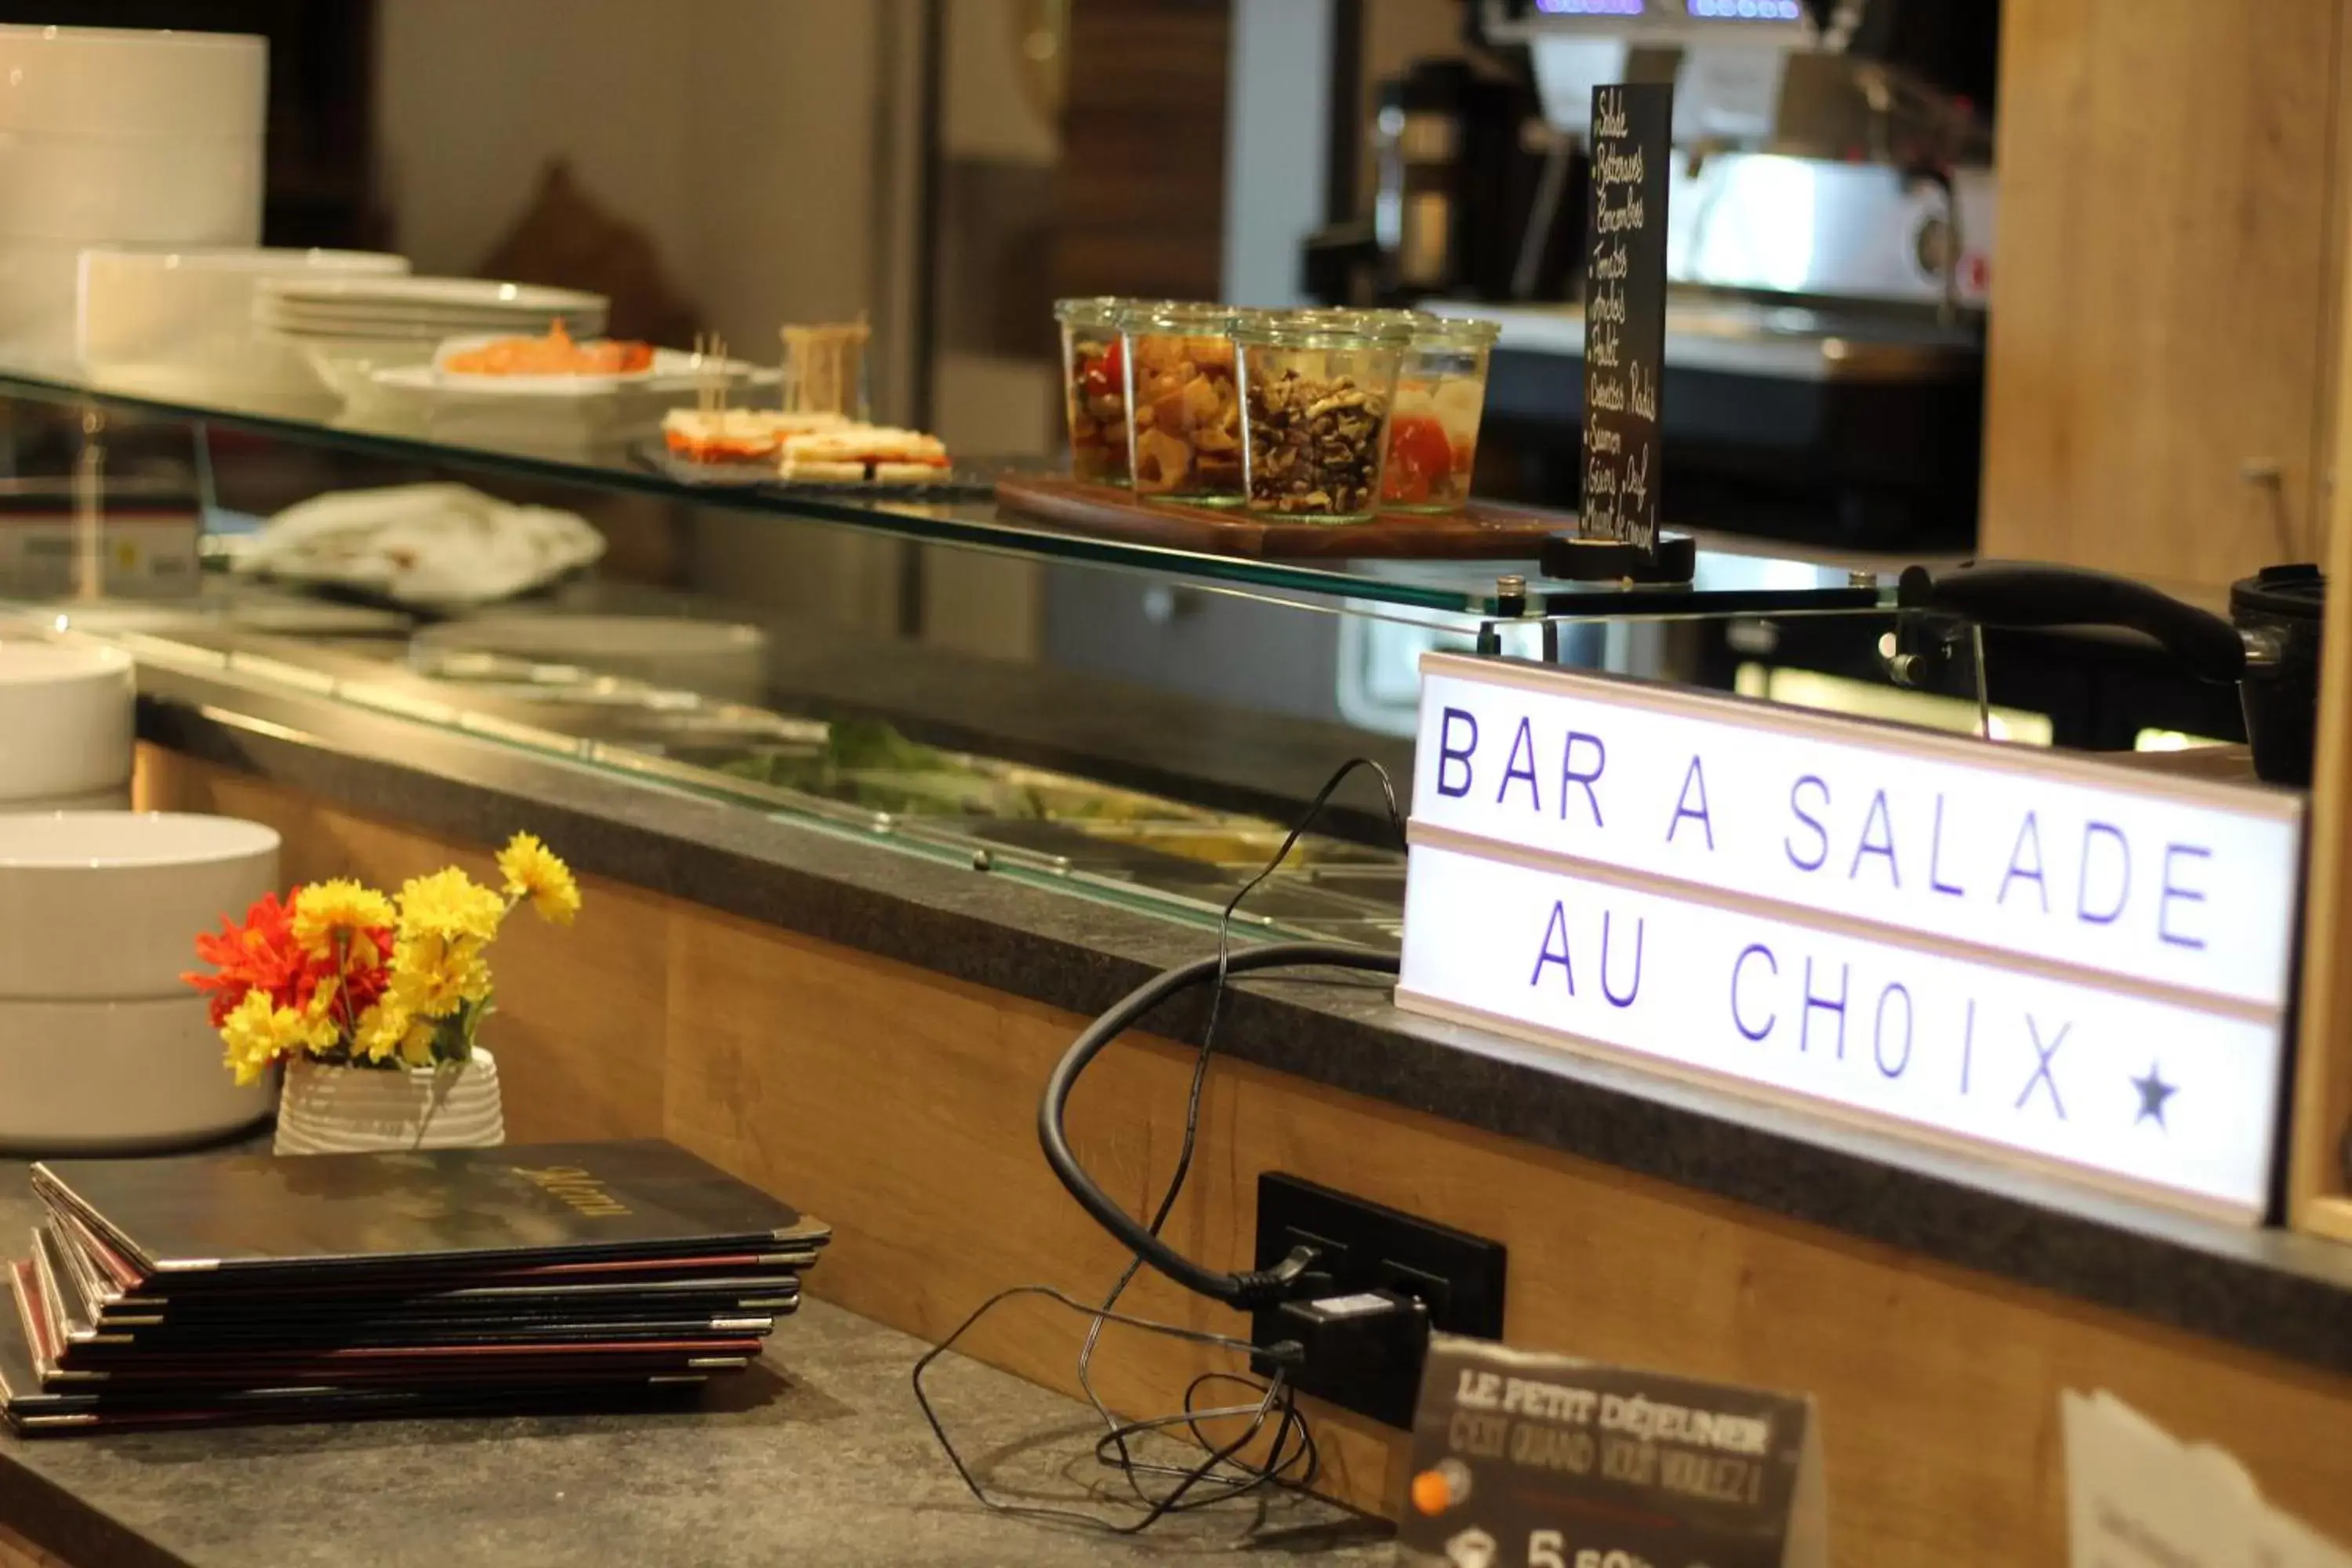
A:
[[497, 833, 581, 927], [219, 990, 307, 1087], [353, 996, 412, 1065], [289, 879, 395, 956], [397, 869, 506, 946], [397, 1017, 441, 1069], [387, 932, 490, 1021], [296, 979, 344, 1057]]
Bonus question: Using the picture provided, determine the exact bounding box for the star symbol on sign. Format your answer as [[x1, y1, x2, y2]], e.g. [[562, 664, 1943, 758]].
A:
[[2132, 1062, 2178, 1129]]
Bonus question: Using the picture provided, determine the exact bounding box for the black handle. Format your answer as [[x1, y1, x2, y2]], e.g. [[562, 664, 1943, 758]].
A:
[[1896, 561, 2246, 683]]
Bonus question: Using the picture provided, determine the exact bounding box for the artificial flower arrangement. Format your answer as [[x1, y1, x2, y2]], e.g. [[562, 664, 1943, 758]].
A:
[[184, 832, 582, 1087]]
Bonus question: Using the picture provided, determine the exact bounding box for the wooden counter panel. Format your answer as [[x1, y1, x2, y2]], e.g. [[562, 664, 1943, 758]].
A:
[[1981, 0, 2342, 591], [139, 744, 2352, 1563]]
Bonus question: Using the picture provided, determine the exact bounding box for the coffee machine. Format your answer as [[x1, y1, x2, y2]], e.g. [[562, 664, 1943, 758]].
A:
[[1317, 0, 1999, 550]]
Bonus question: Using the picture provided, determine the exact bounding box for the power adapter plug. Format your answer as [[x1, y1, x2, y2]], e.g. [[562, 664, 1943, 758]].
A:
[[1268, 1287, 1432, 1427]]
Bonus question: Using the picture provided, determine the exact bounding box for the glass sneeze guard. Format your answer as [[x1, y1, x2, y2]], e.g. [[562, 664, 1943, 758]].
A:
[[0, 357, 1894, 622]]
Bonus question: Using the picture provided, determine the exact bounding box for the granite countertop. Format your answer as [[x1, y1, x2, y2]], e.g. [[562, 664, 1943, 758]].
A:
[[123, 652, 2352, 1385], [0, 1180, 1388, 1568]]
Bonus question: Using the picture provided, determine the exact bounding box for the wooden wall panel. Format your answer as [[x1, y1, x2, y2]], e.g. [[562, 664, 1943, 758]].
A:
[[140, 745, 2352, 1566], [1981, 0, 2343, 597], [1051, 0, 1230, 303], [2289, 55, 2352, 1236]]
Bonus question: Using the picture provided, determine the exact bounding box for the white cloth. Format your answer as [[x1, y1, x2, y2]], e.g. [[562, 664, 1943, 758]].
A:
[[238, 483, 605, 608]]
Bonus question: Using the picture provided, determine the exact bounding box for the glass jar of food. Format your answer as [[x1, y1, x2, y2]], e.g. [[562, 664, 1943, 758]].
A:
[[1236, 310, 1409, 524], [1382, 315, 1499, 513], [1122, 303, 1244, 504], [1054, 296, 1141, 485]]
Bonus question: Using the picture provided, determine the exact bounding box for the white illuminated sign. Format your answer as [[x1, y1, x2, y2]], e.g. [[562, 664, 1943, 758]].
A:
[[1394, 653, 2306, 1221]]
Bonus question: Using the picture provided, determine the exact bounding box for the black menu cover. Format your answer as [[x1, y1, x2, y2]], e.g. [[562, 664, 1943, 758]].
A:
[[0, 1264, 714, 1432], [33, 1140, 828, 1286]]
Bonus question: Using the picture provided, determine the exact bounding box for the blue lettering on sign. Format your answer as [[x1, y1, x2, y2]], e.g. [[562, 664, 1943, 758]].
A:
[[1801, 958, 1849, 1057], [1562, 731, 1606, 826], [1873, 983, 1913, 1078], [1958, 998, 1976, 1095], [1929, 794, 1965, 898], [1849, 789, 1900, 888], [1999, 812, 2049, 910], [1785, 775, 1830, 871], [1600, 911, 1645, 1007], [1498, 717, 1541, 811], [2016, 1016, 2069, 1119], [2076, 822, 2129, 927], [1437, 707, 1478, 798], [1731, 943, 1777, 1040], [1666, 755, 1714, 850], [2160, 844, 2211, 950], [1530, 900, 1576, 994]]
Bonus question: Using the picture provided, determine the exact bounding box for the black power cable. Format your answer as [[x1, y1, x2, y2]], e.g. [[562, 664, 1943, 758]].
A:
[[913, 756, 1407, 1535], [1039, 941, 1400, 1305]]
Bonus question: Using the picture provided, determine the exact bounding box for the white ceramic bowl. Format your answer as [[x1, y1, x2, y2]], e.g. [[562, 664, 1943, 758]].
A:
[[0, 784, 132, 813], [291, 333, 445, 408], [78, 246, 409, 406], [0, 993, 272, 1153], [0, 129, 260, 244], [0, 641, 132, 800], [0, 25, 266, 141], [0, 236, 92, 359], [0, 812, 278, 1000]]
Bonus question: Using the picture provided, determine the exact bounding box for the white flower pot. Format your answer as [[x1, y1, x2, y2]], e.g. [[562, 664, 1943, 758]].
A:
[[273, 1046, 506, 1155]]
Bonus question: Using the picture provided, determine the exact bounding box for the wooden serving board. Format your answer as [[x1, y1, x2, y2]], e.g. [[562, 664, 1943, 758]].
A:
[[994, 474, 1566, 560]]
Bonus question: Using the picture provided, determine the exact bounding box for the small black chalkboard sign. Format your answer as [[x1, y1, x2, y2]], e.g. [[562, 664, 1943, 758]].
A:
[[1578, 81, 1672, 565]]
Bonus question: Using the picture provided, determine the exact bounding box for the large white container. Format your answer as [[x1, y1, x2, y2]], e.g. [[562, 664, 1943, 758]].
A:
[[0, 993, 270, 1152], [0, 25, 266, 140], [0, 812, 278, 1000], [0, 641, 133, 803], [0, 25, 265, 359], [78, 246, 410, 406], [0, 131, 262, 244]]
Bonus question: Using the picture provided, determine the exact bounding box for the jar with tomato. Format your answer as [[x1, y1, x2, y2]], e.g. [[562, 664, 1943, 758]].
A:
[[1055, 296, 1144, 485], [1383, 315, 1499, 513], [1122, 302, 1245, 504]]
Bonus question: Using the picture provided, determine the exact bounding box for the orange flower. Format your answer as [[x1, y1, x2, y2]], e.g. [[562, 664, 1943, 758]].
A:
[[184, 888, 392, 1034], [183, 891, 304, 1029]]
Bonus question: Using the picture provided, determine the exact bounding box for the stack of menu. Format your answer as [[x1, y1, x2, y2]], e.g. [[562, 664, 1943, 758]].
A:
[[0, 1140, 828, 1435]]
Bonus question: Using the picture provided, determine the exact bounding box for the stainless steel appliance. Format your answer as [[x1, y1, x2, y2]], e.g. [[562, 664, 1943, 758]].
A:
[[1325, 0, 1999, 549]]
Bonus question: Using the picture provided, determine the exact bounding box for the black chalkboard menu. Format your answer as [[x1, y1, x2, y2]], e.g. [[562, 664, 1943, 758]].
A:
[[1579, 82, 1672, 557]]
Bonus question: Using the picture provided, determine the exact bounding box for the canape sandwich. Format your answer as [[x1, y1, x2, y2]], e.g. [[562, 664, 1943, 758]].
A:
[[777, 426, 952, 484]]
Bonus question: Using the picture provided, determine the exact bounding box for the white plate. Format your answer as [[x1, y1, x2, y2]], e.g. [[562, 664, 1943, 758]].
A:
[[0, 641, 132, 801], [0, 811, 278, 1000], [379, 347, 776, 401], [262, 274, 608, 316], [261, 309, 607, 340], [0, 992, 273, 1152]]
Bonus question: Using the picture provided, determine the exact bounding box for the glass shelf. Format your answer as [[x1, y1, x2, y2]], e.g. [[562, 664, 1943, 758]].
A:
[[0, 358, 1896, 622]]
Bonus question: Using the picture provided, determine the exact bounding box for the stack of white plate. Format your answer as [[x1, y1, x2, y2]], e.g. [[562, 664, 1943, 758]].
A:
[[0, 641, 134, 812], [256, 276, 608, 405], [0, 812, 280, 1152], [0, 25, 266, 361], [78, 246, 411, 412]]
